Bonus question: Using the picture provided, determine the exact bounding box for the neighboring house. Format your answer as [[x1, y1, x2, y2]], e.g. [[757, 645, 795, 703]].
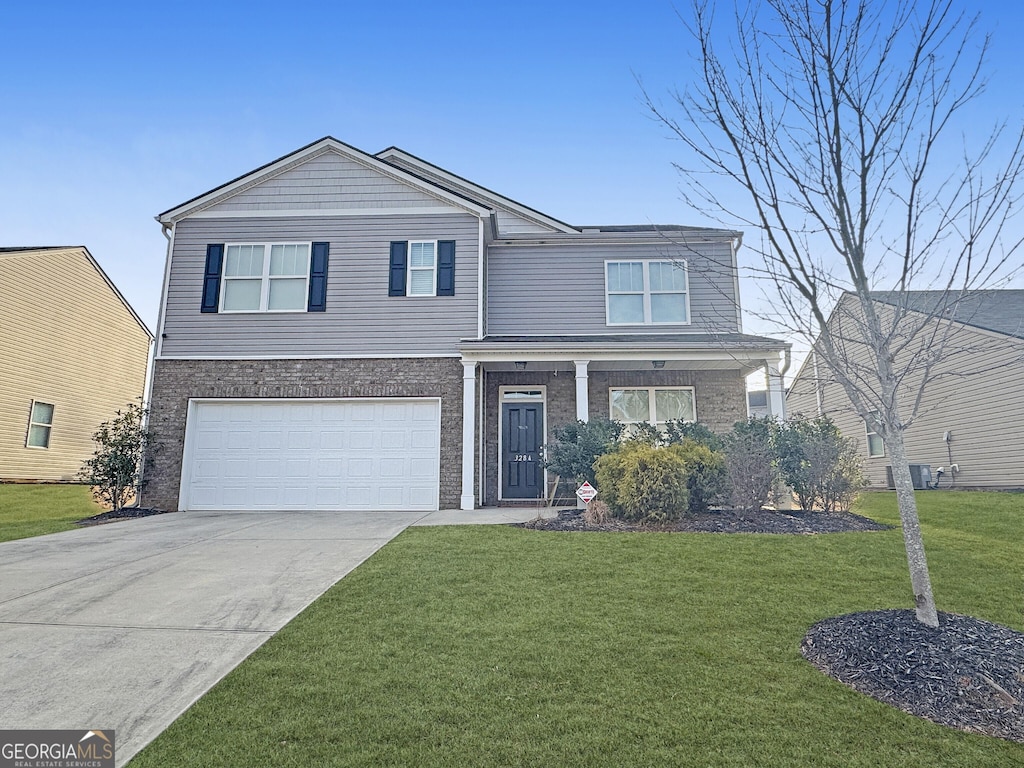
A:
[[144, 137, 789, 512], [786, 290, 1024, 489], [0, 247, 153, 481]]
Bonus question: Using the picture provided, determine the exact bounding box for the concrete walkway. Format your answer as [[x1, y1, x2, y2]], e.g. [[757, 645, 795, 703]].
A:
[[0, 507, 555, 766]]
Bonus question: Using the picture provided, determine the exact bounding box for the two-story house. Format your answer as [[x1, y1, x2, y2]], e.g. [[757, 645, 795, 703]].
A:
[[143, 137, 789, 512]]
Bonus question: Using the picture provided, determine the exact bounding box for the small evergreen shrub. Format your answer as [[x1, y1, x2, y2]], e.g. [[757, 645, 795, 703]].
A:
[[543, 418, 622, 486], [669, 440, 727, 514], [663, 420, 724, 451], [594, 443, 689, 524], [79, 401, 153, 511]]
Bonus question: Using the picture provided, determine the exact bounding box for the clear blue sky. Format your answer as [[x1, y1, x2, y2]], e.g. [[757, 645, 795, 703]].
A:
[[3, 0, 1023, 345]]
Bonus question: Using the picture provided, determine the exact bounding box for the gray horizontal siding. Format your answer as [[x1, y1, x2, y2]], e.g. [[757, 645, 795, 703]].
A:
[[209, 150, 454, 212], [486, 241, 739, 335], [495, 210, 555, 234], [160, 214, 480, 357]]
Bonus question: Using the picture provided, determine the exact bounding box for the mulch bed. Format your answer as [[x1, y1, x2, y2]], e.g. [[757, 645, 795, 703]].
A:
[[513, 507, 891, 534], [75, 507, 172, 526], [802, 610, 1024, 743]]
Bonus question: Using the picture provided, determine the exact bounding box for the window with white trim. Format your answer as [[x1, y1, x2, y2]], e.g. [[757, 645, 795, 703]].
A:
[[610, 387, 696, 427], [26, 401, 54, 448], [221, 243, 310, 312], [606, 260, 689, 325], [407, 241, 436, 296], [865, 412, 885, 457]]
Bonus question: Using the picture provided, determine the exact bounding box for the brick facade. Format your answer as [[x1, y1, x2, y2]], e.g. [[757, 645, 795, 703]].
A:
[[481, 367, 747, 506], [143, 358, 466, 511]]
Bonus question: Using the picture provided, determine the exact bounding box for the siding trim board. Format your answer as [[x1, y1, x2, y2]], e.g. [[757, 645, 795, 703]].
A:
[[185, 206, 470, 219]]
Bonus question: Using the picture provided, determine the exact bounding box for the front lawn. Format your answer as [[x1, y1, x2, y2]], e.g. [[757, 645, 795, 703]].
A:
[[129, 491, 1024, 767], [0, 483, 101, 543]]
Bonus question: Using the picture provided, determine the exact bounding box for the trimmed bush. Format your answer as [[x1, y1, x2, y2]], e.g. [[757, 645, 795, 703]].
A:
[[594, 443, 689, 524], [669, 440, 727, 514]]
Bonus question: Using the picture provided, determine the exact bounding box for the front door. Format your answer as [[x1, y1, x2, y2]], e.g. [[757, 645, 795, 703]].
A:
[[501, 401, 544, 499]]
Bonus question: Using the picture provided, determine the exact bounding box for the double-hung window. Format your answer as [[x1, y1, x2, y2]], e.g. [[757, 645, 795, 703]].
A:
[[407, 241, 437, 296], [26, 401, 54, 448], [610, 387, 696, 427], [865, 412, 885, 457], [606, 260, 689, 325], [221, 243, 311, 312]]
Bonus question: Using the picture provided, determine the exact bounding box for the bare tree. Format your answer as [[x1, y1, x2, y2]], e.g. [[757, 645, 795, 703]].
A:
[[645, 0, 1024, 626]]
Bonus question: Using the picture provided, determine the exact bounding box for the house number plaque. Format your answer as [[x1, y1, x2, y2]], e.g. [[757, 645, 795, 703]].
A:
[[514, 454, 535, 462]]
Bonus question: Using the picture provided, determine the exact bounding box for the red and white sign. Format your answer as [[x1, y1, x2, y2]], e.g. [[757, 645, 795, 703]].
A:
[[576, 481, 598, 504]]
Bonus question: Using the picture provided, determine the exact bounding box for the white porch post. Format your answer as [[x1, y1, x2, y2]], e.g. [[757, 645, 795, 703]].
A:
[[574, 360, 590, 422], [766, 361, 786, 420], [460, 361, 477, 510]]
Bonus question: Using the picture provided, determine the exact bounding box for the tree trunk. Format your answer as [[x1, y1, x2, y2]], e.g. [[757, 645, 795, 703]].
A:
[[886, 431, 940, 627]]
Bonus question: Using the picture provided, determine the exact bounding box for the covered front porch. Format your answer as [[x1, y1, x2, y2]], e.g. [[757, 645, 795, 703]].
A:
[[456, 335, 790, 509]]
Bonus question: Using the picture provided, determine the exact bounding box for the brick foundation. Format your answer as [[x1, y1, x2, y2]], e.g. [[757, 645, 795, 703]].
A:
[[143, 358, 466, 510]]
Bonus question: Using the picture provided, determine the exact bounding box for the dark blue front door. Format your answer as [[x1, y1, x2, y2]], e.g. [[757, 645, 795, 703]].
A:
[[501, 402, 543, 499]]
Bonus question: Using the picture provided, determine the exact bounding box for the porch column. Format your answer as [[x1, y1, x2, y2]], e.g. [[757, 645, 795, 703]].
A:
[[766, 361, 786, 420], [460, 361, 477, 510], [574, 360, 590, 422]]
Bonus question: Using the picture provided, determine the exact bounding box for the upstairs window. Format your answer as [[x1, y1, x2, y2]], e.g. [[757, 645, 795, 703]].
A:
[[408, 241, 437, 296], [201, 242, 328, 314], [610, 387, 696, 427], [26, 401, 54, 448], [222, 243, 310, 312], [389, 240, 456, 297], [606, 260, 689, 325]]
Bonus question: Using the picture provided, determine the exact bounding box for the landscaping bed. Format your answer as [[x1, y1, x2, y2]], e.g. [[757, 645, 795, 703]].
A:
[[515, 506, 890, 534], [75, 507, 171, 526]]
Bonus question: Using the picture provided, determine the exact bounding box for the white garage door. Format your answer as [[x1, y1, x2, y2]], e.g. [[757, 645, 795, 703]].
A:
[[181, 399, 440, 511]]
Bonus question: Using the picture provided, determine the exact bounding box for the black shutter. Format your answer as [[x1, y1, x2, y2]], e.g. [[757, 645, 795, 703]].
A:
[[437, 240, 455, 296], [389, 241, 408, 296], [307, 242, 329, 312], [200, 244, 224, 313]]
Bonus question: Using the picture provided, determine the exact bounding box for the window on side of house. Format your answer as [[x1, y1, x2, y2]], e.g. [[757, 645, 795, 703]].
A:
[[606, 260, 689, 325], [865, 413, 885, 457], [610, 387, 696, 427], [26, 401, 54, 448], [221, 243, 311, 312]]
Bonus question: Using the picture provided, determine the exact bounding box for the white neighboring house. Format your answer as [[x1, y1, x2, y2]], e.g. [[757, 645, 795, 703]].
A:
[[786, 290, 1024, 490]]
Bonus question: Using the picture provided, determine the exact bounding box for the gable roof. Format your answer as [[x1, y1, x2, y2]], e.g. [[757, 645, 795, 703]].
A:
[[375, 146, 578, 234], [0, 246, 153, 338], [868, 290, 1024, 340], [156, 136, 494, 225]]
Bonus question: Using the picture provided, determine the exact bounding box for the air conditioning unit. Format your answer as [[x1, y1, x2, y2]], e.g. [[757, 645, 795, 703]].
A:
[[885, 465, 932, 490]]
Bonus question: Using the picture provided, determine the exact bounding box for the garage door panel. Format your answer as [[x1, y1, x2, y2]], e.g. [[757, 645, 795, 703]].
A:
[[184, 399, 440, 511]]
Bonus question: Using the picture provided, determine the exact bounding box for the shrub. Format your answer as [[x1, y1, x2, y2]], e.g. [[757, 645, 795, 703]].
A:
[[594, 443, 689, 524], [777, 416, 866, 512], [723, 417, 780, 514], [663, 420, 724, 452], [542, 418, 622, 486], [669, 440, 727, 514], [79, 401, 153, 511]]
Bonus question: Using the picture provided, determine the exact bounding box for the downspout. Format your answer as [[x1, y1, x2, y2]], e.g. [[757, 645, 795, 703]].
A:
[[138, 221, 175, 504], [732, 234, 744, 332]]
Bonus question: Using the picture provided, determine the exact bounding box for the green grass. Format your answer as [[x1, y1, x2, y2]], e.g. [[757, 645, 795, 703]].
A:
[[0, 483, 102, 542], [129, 491, 1024, 767]]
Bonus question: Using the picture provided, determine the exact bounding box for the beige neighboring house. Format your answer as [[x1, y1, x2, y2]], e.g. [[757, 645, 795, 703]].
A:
[[0, 247, 153, 481], [786, 290, 1024, 490]]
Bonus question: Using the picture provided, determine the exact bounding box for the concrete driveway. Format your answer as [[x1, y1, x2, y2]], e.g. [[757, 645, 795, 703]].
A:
[[0, 509, 464, 765]]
